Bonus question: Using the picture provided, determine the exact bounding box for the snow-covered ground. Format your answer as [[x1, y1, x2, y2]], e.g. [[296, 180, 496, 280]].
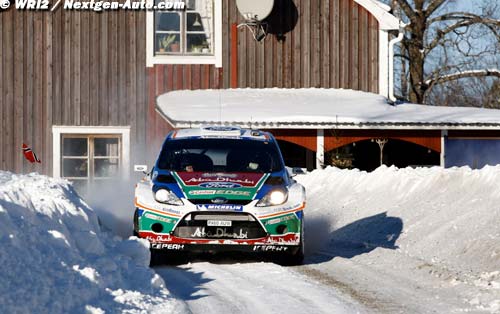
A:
[[1, 167, 499, 313], [155, 261, 360, 314], [299, 166, 500, 313]]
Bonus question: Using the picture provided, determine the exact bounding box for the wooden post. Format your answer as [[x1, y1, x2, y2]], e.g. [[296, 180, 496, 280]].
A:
[[440, 130, 447, 167], [316, 129, 325, 169], [231, 23, 238, 88], [375, 138, 388, 166]]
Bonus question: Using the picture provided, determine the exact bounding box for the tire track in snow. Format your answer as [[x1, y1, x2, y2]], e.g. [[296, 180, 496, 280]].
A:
[[294, 265, 387, 312], [300, 250, 475, 314], [155, 261, 364, 314]]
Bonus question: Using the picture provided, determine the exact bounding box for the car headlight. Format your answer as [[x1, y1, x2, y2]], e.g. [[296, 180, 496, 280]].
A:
[[154, 189, 183, 206], [256, 189, 288, 207]]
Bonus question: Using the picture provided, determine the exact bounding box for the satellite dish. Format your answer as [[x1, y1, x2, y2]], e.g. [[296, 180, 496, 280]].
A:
[[236, 0, 274, 22]]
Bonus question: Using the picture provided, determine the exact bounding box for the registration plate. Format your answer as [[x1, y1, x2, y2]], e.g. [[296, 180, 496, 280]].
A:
[[207, 220, 232, 227]]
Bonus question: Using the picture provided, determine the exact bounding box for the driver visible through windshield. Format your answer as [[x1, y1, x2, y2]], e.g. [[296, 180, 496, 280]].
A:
[[157, 138, 284, 173]]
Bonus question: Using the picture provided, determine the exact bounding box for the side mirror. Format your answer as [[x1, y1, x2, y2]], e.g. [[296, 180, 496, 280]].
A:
[[134, 165, 148, 175], [287, 166, 306, 177], [292, 167, 306, 175]]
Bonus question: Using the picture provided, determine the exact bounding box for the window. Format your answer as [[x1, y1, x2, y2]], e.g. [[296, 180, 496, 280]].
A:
[[52, 126, 130, 196], [61, 135, 121, 194], [146, 0, 222, 67], [155, 1, 213, 55]]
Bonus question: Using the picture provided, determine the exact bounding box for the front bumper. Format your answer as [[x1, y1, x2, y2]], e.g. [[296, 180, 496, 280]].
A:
[[134, 203, 304, 254], [140, 231, 302, 254]]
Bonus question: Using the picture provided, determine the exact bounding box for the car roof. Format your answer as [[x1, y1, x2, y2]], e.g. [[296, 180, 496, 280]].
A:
[[168, 126, 273, 142]]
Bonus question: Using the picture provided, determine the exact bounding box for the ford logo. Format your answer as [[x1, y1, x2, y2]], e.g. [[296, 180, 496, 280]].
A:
[[199, 182, 242, 189], [211, 197, 228, 204]]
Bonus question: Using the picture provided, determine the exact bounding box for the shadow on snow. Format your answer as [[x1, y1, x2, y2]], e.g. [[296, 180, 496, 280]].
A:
[[154, 266, 214, 301], [152, 212, 403, 301], [305, 212, 403, 264], [153, 252, 262, 301]]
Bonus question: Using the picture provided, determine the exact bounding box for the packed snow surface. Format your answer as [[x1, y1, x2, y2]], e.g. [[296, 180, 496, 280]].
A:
[[0, 172, 186, 314], [155, 166, 500, 314], [298, 166, 500, 313], [157, 88, 500, 127]]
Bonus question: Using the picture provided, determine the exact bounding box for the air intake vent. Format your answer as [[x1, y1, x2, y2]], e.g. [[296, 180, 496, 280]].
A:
[[188, 199, 253, 205], [173, 212, 267, 239]]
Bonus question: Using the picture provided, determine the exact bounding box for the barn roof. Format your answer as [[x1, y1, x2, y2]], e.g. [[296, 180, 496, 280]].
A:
[[156, 88, 500, 130]]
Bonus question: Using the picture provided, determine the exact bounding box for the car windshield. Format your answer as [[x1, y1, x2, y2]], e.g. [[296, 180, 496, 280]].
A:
[[157, 138, 284, 173]]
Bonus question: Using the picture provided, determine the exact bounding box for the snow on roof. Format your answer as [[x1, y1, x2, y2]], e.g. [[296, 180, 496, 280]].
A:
[[156, 88, 500, 130]]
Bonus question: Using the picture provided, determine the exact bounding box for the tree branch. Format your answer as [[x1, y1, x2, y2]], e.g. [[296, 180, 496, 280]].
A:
[[425, 12, 500, 54], [425, 69, 500, 86], [425, 0, 447, 17], [426, 20, 479, 53], [393, 0, 416, 20], [429, 12, 500, 26]]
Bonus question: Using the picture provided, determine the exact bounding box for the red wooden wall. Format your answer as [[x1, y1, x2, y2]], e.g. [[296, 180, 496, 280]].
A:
[[1, 0, 381, 174]]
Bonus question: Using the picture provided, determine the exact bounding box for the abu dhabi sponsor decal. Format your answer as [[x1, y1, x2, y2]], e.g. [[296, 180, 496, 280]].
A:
[[196, 204, 244, 211], [191, 227, 248, 239], [176, 172, 267, 187], [253, 245, 289, 252], [187, 177, 255, 186], [188, 190, 251, 197], [151, 243, 185, 250], [199, 182, 242, 189], [145, 234, 173, 242]]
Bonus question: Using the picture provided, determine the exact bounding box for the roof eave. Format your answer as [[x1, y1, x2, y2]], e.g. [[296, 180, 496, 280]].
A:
[[166, 119, 500, 131], [354, 0, 400, 30]]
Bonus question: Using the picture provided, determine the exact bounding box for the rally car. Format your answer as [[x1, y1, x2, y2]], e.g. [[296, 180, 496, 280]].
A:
[[133, 126, 306, 265]]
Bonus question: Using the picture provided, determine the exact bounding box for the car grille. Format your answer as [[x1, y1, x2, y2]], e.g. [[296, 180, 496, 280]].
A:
[[173, 212, 267, 240], [187, 199, 253, 206]]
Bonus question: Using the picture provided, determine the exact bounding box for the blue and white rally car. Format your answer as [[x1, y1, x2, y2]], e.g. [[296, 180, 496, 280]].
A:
[[133, 126, 306, 264]]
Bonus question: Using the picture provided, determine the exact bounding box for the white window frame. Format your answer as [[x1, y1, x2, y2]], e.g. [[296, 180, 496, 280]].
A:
[[52, 126, 130, 180], [146, 0, 222, 67]]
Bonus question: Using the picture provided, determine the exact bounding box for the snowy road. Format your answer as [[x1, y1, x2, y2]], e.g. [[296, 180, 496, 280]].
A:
[[154, 249, 492, 314], [148, 166, 500, 314], [155, 260, 363, 314]]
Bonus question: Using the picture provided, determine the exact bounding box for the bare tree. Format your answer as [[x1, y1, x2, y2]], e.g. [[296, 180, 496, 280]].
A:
[[483, 79, 500, 108], [389, 0, 500, 104]]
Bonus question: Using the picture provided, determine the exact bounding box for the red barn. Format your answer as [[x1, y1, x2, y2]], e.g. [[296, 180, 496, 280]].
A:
[[2, 0, 500, 193]]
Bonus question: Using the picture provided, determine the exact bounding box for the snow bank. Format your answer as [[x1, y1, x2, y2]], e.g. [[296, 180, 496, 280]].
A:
[[0, 172, 185, 314], [298, 166, 500, 312]]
